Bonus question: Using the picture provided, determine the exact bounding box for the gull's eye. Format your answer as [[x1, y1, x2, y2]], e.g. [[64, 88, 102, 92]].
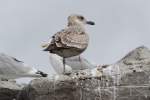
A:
[[78, 16, 84, 20]]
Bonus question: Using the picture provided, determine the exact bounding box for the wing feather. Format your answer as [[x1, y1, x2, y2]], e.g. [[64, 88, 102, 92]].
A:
[[55, 28, 89, 49], [45, 27, 89, 51]]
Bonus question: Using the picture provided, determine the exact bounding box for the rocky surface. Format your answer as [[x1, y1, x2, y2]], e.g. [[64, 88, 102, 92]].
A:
[[0, 80, 22, 100], [2, 46, 150, 100], [16, 46, 150, 100]]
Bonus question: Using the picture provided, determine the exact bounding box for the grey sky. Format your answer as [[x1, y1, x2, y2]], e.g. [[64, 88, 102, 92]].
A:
[[0, 0, 150, 75]]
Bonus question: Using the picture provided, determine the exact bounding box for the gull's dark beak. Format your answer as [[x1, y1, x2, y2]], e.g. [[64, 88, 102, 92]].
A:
[[36, 70, 48, 77], [86, 21, 95, 25]]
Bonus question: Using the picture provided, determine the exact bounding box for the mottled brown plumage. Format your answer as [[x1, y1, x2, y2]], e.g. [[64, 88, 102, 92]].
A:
[[43, 14, 95, 74]]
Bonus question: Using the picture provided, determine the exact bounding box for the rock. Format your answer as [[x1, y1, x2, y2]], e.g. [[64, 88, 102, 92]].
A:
[[17, 46, 150, 100], [0, 80, 22, 100], [102, 46, 150, 100]]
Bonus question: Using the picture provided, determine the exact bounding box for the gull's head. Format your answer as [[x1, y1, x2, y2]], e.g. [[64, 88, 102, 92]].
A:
[[68, 14, 95, 26], [36, 70, 48, 77]]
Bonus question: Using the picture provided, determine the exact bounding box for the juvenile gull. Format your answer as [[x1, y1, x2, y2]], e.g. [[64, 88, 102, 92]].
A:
[[0, 53, 47, 80], [43, 14, 95, 74]]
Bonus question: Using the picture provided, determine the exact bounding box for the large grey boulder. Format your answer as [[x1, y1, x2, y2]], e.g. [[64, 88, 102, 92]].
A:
[[17, 46, 150, 100]]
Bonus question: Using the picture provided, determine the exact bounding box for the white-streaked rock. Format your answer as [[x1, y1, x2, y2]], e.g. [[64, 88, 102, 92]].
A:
[[91, 67, 103, 77], [17, 46, 150, 100]]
